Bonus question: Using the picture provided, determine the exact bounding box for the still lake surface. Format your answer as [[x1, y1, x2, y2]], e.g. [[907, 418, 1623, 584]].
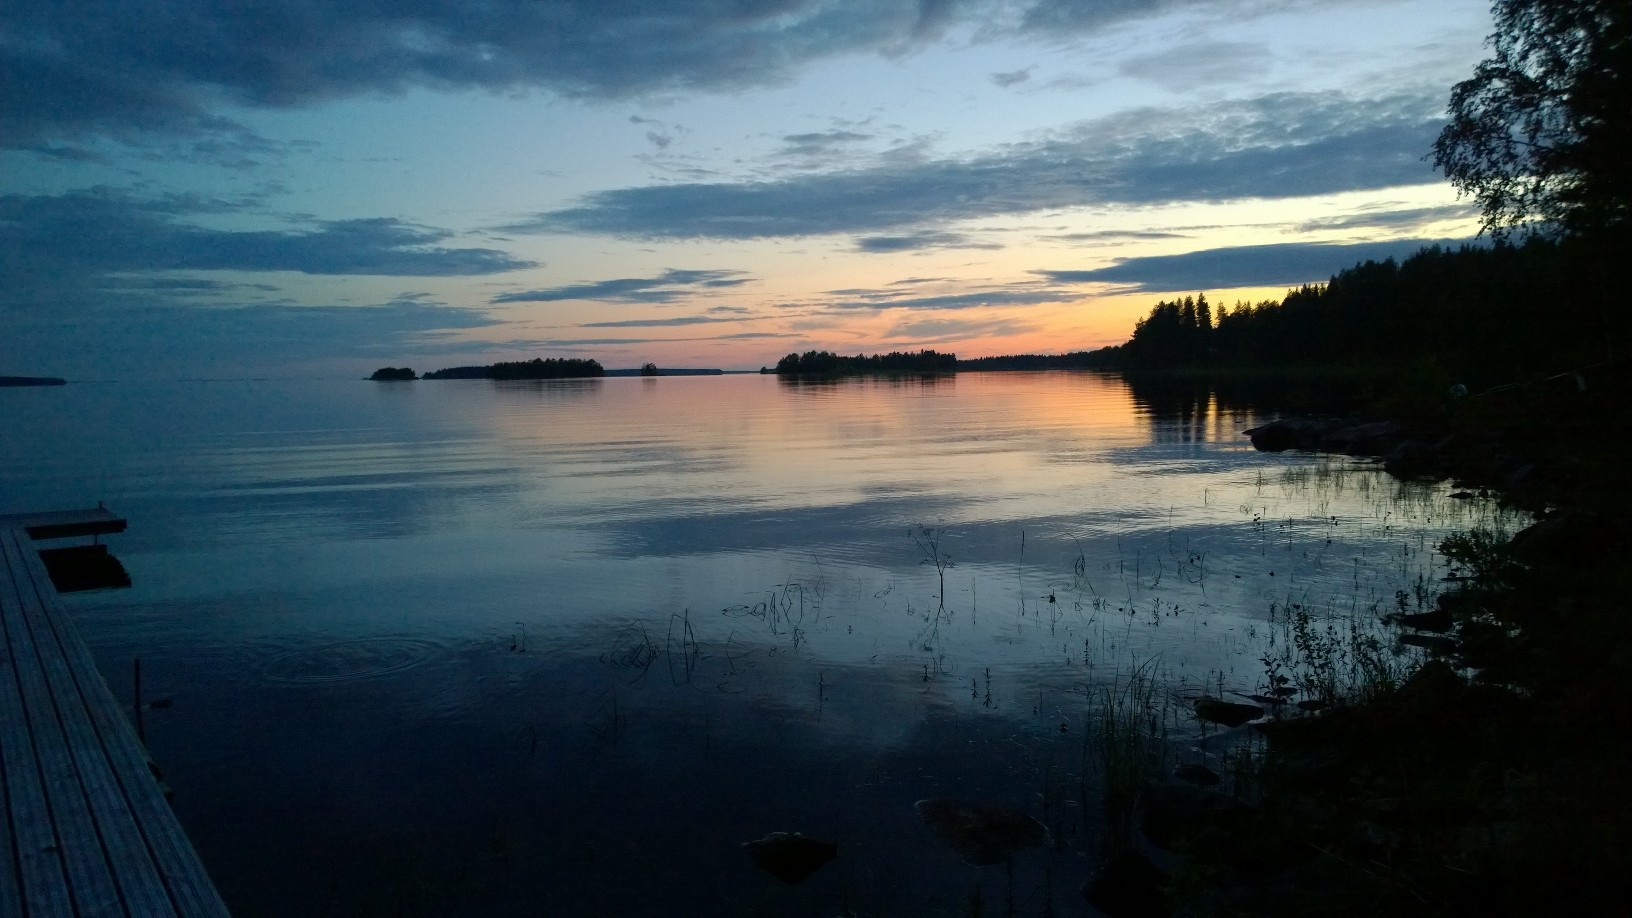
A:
[[1, 372, 1515, 915]]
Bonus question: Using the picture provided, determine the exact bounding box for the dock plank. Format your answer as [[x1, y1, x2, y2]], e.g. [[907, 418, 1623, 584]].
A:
[[3, 529, 130, 916], [0, 509, 128, 542], [2, 522, 230, 917], [1, 528, 78, 918], [5, 529, 181, 917]]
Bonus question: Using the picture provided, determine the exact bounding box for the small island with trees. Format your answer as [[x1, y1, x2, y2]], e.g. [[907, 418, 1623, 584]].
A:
[[370, 357, 605, 381], [770, 349, 957, 377]]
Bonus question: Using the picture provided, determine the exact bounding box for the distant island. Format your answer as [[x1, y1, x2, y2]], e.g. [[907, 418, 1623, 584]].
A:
[[0, 375, 67, 387], [371, 357, 606, 381], [770, 350, 957, 377], [604, 366, 724, 377]]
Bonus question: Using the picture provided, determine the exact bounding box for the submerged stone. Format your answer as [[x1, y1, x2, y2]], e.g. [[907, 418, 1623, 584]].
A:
[[1082, 848, 1169, 917], [914, 798, 1050, 865], [1173, 763, 1221, 786], [1193, 696, 1264, 727], [742, 832, 837, 885], [1399, 633, 1459, 654]]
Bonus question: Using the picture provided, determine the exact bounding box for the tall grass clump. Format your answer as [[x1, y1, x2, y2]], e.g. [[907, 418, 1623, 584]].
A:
[[1265, 601, 1412, 710], [1088, 659, 1169, 846]]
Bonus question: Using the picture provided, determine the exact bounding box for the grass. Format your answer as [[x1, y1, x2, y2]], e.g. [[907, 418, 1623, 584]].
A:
[[1088, 658, 1170, 848]]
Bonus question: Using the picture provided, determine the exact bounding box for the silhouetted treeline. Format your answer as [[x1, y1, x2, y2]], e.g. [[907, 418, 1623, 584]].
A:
[[422, 357, 605, 380], [956, 352, 1104, 371], [773, 349, 957, 376], [1108, 238, 1623, 388], [368, 367, 416, 380]]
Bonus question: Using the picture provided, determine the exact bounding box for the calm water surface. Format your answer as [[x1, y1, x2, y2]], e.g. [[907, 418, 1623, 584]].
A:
[[1, 373, 1514, 915]]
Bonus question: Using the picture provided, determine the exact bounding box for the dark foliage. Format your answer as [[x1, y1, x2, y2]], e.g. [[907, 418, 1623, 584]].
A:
[[368, 366, 416, 380], [422, 357, 605, 380], [956, 351, 1110, 371], [774, 349, 957, 376], [640, 362, 659, 376], [1109, 238, 1622, 389], [1433, 0, 1632, 239]]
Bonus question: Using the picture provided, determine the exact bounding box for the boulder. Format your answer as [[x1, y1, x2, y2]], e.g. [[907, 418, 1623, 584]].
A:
[[914, 799, 1050, 865], [1395, 608, 1453, 633], [1320, 420, 1405, 455], [1242, 418, 1343, 452], [1509, 510, 1623, 567], [1082, 848, 1169, 917], [1173, 763, 1222, 786], [1398, 633, 1458, 654], [742, 832, 837, 885], [1194, 696, 1264, 727]]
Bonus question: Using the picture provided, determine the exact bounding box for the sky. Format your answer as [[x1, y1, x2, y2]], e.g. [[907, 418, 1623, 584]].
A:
[[1, 0, 1496, 378]]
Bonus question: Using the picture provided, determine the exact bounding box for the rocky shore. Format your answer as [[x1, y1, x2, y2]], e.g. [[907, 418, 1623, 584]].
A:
[[1085, 394, 1632, 916]]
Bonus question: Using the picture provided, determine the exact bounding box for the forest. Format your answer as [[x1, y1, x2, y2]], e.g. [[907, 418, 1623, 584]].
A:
[[1090, 235, 1622, 391], [420, 357, 606, 380], [772, 349, 957, 376]]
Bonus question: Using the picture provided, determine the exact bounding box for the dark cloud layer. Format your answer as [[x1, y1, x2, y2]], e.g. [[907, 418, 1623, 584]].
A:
[[581, 315, 745, 328], [3, 1, 1389, 150], [1037, 237, 1480, 292], [0, 189, 532, 310], [511, 91, 1446, 240], [491, 269, 751, 305], [854, 231, 1000, 252], [0, 297, 501, 378], [3, 0, 970, 147]]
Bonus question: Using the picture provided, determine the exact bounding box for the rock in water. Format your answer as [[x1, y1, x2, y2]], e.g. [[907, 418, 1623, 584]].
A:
[[1082, 848, 1169, 917], [1192, 696, 1263, 727], [914, 799, 1050, 865], [1172, 763, 1221, 786], [742, 832, 837, 885]]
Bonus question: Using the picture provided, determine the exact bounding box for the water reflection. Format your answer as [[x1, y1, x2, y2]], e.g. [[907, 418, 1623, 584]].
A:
[[6, 373, 1523, 916]]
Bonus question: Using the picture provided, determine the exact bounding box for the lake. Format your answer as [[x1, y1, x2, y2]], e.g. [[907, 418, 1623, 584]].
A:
[[0, 372, 1516, 915]]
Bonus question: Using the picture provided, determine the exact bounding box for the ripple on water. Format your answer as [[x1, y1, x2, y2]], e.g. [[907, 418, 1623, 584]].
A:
[[257, 637, 444, 685]]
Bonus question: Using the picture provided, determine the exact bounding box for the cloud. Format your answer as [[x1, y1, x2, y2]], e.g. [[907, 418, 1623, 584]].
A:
[[854, 231, 1001, 252], [2, 0, 968, 148], [807, 281, 1082, 313], [581, 315, 745, 328], [1117, 41, 1268, 92], [491, 268, 752, 305], [0, 296, 502, 378], [1293, 203, 1479, 233], [510, 90, 1447, 240], [530, 332, 788, 348], [3, 0, 1431, 152], [0, 189, 535, 311], [884, 315, 1039, 342], [1035, 237, 1480, 292], [779, 131, 874, 158], [1050, 230, 1189, 242], [990, 67, 1034, 88], [1017, 0, 1371, 34]]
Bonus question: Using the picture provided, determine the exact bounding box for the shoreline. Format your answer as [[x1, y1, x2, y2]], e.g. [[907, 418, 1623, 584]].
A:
[[1113, 374, 1631, 915]]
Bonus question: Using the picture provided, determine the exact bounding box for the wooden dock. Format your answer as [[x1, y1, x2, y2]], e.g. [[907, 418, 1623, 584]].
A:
[[1, 512, 230, 917]]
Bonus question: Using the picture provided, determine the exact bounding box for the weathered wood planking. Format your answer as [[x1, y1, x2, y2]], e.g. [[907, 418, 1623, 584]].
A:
[[0, 509, 127, 542], [1, 523, 230, 916]]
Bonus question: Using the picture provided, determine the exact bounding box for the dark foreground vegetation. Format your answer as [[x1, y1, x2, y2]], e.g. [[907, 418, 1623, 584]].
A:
[[1116, 379, 1632, 918], [1090, 3, 1632, 913]]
